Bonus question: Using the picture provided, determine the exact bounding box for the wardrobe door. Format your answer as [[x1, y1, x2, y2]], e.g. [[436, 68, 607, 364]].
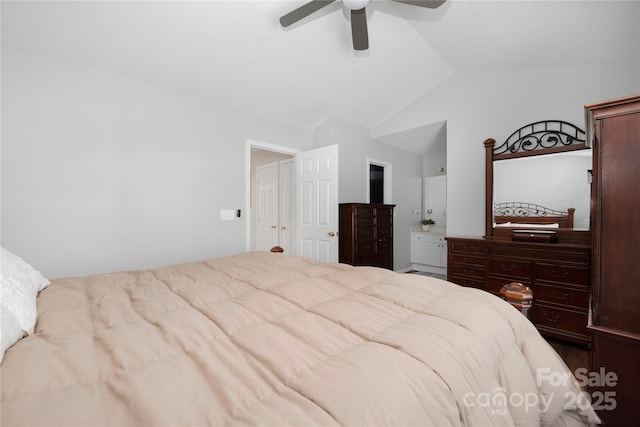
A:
[[588, 95, 640, 427], [592, 103, 640, 333]]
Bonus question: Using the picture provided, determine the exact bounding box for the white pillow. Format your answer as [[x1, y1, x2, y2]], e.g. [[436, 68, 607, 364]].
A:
[[0, 247, 50, 361], [0, 305, 25, 363], [509, 222, 560, 229]]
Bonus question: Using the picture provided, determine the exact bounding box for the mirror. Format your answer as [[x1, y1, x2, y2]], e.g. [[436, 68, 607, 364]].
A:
[[484, 120, 592, 243], [493, 150, 592, 230]]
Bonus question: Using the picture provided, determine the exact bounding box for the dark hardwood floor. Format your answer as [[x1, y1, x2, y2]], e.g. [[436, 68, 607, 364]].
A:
[[546, 337, 590, 377]]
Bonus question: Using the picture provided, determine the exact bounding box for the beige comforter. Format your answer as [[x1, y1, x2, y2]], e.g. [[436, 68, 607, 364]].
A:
[[1, 251, 598, 426]]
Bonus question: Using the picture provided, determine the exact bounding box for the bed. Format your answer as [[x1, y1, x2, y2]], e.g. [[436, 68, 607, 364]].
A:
[[1, 249, 600, 426], [493, 202, 575, 229], [492, 201, 575, 242]]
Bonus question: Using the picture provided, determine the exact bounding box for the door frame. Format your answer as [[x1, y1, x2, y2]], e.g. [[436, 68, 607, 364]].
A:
[[245, 140, 300, 251]]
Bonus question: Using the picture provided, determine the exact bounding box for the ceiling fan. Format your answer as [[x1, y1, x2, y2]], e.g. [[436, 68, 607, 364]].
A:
[[279, 0, 446, 51]]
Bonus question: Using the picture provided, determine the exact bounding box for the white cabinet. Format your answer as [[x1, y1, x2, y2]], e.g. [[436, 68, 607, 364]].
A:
[[411, 232, 447, 275]]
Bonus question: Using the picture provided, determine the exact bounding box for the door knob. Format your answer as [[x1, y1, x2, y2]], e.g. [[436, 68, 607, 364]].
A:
[[281, 225, 287, 230], [328, 231, 336, 237], [271, 225, 276, 229]]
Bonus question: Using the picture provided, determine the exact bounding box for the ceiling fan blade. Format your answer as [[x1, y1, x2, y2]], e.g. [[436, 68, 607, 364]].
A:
[[351, 8, 369, 51], [280, 0, 337, 28], [392, 0, 446, 8]]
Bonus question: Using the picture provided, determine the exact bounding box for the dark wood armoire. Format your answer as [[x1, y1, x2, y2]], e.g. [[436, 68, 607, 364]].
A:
[[339, 203, 395, 270], [586, 94, 640, 425]]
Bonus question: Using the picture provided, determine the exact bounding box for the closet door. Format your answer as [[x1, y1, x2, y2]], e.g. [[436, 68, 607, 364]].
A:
[[278, 159, 295, 254], [256, 162, 279, 251]]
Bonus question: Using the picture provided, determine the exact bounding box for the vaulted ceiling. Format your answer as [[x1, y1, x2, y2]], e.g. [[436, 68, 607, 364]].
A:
[[2, 1, 639, 142]]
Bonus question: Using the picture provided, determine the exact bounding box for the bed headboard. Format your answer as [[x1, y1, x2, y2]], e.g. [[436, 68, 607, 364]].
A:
[[493, 202, 575, 228]]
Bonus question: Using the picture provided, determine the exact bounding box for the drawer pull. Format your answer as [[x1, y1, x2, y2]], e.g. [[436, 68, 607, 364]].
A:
[[501, 264, 516, 272], [551, 291, 569, 301], [551, 269, 569, 279], [543, 312, 560, 323]]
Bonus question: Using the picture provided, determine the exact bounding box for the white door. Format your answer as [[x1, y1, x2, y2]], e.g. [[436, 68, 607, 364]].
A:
[[296, 145, 339, 262], [279, 159, 295, 253], [256, 162, 279, 251]]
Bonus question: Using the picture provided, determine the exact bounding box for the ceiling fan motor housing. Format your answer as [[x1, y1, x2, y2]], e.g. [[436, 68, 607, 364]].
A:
[[343, 0, 369, 11]]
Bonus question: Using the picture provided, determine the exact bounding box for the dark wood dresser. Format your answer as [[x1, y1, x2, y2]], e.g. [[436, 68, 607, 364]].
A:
[[447, 237, 591, 347], [339, 203, 395, 270], [586, 94, 640, 426]]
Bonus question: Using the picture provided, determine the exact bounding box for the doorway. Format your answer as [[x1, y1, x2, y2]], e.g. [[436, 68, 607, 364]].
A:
[[369, 164, 384, 203], [246, 141, 340, 262], [248, 143, 296, 253], [366, 158, 392, 204]]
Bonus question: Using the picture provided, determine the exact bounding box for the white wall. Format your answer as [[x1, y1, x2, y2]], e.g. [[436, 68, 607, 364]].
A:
[[423, 122, 447, 178], [1, 47, 312, 278], [313, 117, 423, 271], [373, 63, 640, 238], [4, 46, 636, 278]]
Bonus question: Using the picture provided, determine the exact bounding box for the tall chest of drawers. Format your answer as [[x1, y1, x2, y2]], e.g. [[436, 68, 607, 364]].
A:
[[447, 237, 591, 346], [339, 203, 395, 270]]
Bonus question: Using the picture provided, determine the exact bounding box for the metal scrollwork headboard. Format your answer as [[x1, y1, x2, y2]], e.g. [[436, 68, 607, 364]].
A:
[[494, 201, 568, 218], [493, 120, 586, 158]]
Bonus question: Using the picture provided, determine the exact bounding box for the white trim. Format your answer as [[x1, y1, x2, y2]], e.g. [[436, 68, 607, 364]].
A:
[[245, 140, 300, 252], [366, 157, 392, 204]]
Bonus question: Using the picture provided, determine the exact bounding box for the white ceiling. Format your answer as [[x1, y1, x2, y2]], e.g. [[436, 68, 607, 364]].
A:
[[2, 0, 639, 148]]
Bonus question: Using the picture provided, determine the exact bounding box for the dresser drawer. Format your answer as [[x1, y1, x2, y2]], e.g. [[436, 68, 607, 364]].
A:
[[355, 206, 374, 217], [355, 215, 373, 227], [450, 265, 485, 279], [450, 253, 485, 267], [356, 227, 374, 240], [536, 263, 590, 286], [413, 233, 445, 244], [486, 276, 531, 295], [534, 304, 588, 336], [356, 240, 375, 256], [450, 275, 485, 290], [376, 238, 392, 254], [535, 284, 589, 310], [487, 258, 531, 279], [451, 242, 486, 255], [488, 246, 589, 265], [377, 226, 392, 239], [375, 211, 392, 224]]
